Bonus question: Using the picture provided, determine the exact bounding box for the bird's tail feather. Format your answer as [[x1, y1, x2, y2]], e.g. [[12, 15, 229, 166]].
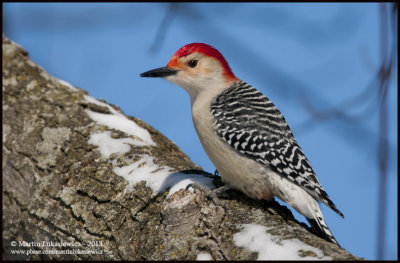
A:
[[307, 214, 340, 247]]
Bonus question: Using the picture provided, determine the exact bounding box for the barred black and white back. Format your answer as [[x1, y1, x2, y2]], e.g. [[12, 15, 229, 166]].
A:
[[210, 81, 344, 245]]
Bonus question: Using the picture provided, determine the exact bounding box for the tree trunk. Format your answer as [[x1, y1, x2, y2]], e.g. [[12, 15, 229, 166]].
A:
[[2, 35, 359, 260]]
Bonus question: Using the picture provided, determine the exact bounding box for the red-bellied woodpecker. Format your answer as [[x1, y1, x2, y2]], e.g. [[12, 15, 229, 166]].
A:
[[140, 43, 344, 245]]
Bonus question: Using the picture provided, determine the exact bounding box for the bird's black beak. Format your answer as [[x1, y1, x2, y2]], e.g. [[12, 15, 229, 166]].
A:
[[140, 67, 178, 78]]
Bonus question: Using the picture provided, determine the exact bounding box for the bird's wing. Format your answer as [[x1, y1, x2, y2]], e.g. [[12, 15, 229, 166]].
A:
[[210, 81, 344, 217]]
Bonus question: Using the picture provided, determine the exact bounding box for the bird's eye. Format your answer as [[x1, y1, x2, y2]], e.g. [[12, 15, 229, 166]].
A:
[[187, 59, 198, 68]]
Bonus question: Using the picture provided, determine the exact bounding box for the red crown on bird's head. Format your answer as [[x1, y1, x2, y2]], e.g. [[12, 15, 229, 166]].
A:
[[167, 43, 237, 83]]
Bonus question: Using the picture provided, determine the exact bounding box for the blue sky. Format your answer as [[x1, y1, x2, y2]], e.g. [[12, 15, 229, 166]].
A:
[[3, 3, 397, 260]]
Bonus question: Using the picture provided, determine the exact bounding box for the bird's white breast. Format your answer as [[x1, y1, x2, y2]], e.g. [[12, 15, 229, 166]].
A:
[[191, 91, 275, 201]]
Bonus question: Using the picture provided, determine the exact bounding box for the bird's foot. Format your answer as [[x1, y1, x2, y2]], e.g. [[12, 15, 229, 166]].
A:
[[186, 183, 231, 208]]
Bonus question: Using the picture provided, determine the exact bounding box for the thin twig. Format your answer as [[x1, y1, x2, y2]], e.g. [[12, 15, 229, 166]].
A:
[[148, 3, 179, 55], [376, 2, 395, 260]]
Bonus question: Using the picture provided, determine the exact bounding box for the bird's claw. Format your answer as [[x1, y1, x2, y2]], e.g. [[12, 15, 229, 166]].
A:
[[186, 182, 231, 208]]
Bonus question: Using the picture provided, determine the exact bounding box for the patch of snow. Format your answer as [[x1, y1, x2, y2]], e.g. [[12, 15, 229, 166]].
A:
[[196, 252, 213, 260], [88, 131, 145, 158], [84, 95, 118, 114], [113, 154, 215, 197], [56, 78, 78, 91], [85, 110, 154, 146], [113, 155, 172, 195], [83, 95, 155, 146], [166, 173, 215, 198], [233, 224, 332, 260], [84, 95, 214, 198]]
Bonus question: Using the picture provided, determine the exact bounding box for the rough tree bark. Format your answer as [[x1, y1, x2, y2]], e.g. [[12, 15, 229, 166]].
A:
[[2, 35, 359, 260]]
